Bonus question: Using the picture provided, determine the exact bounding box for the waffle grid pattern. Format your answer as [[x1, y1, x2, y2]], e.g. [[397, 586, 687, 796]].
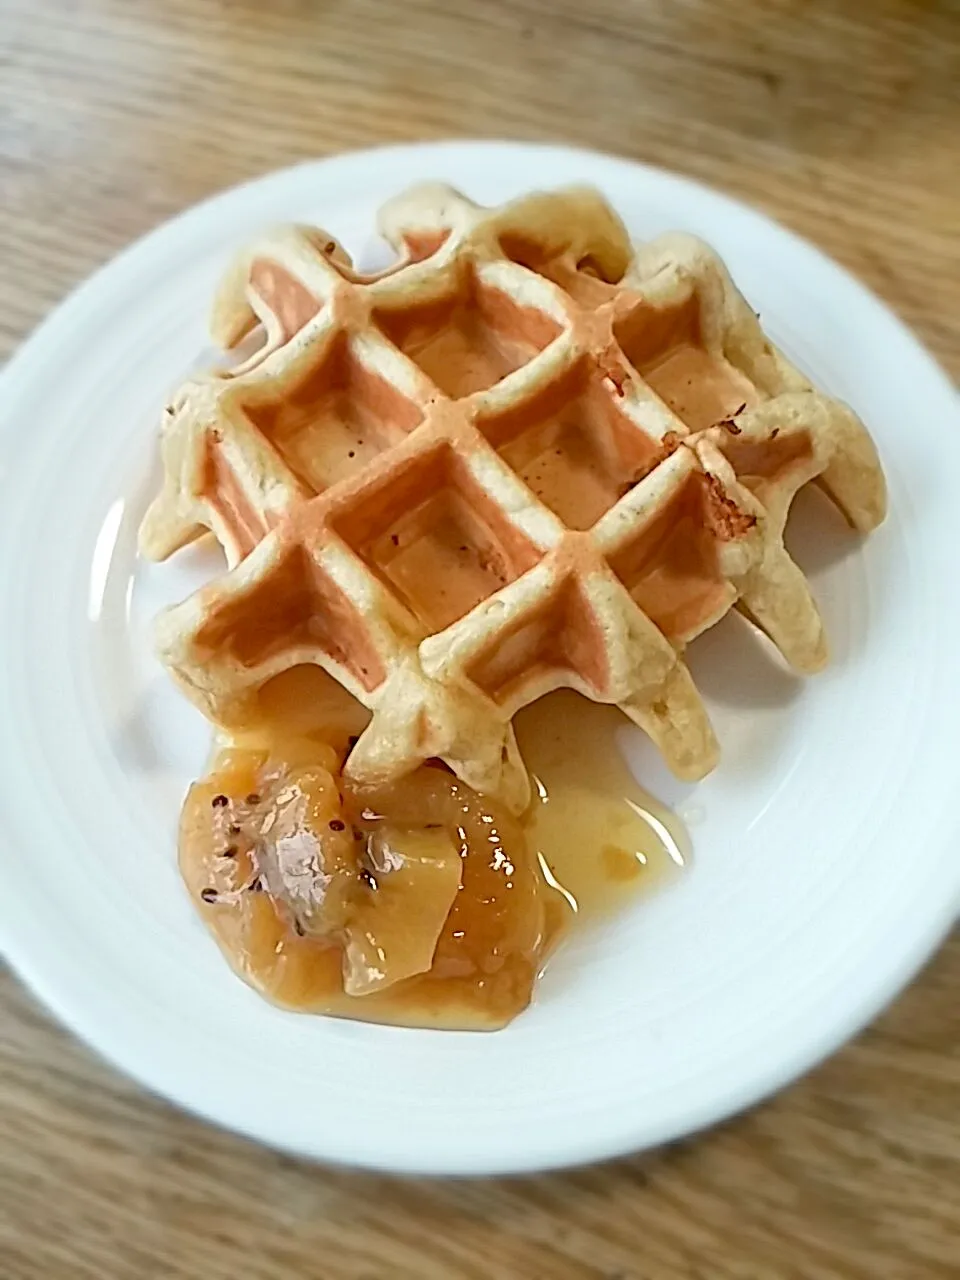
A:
[[143, 185, 886, 810]]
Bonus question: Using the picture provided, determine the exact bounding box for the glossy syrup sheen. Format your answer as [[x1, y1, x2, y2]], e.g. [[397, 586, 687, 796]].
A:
[[515, 690, 688, 919], [178, 666, 688, 1030]]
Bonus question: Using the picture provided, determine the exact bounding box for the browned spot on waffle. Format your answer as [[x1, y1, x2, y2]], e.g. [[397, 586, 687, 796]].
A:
[[703, 473, 758, 540], [715, 402, 748, 434], [597, 347, 629, 398]]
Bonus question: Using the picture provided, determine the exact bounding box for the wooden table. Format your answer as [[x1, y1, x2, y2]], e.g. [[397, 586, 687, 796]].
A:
[[2, 2, 958, 1276]]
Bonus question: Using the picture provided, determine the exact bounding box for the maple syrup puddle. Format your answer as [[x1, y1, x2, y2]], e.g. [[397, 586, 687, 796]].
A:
[[179, 668, 689, 1031]]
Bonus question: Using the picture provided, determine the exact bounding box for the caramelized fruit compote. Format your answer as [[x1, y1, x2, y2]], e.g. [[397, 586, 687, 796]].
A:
[[179, 667, 688, 1030]]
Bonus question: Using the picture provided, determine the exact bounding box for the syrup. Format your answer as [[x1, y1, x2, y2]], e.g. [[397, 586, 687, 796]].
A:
[[179, 666, 688, 1030], [515, 689, 688, 921]]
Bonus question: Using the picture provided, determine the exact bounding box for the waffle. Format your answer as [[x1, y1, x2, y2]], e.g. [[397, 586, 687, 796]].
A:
[[142, 183, 886, 812]]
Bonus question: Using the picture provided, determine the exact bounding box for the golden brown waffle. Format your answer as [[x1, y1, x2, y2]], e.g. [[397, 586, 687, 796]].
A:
[[143, 183, 886, 811]]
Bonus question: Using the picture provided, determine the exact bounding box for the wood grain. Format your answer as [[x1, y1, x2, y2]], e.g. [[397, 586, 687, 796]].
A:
[[1, 1, 958, 1276]]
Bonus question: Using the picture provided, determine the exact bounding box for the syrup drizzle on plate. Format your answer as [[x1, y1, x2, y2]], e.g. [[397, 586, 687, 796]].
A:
[[515, 688, 688, 923]]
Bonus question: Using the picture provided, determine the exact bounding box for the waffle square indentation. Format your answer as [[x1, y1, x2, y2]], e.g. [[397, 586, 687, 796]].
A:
[[614, 295, 755, 431], [375, 268, 562, 399], [478, 360, 668, 531], [242, 334, 424, 494], [333, 443, 543, 634]]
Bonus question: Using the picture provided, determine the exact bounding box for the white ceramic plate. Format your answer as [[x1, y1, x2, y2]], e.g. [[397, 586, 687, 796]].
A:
[[1, 141, 958, 1176]]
